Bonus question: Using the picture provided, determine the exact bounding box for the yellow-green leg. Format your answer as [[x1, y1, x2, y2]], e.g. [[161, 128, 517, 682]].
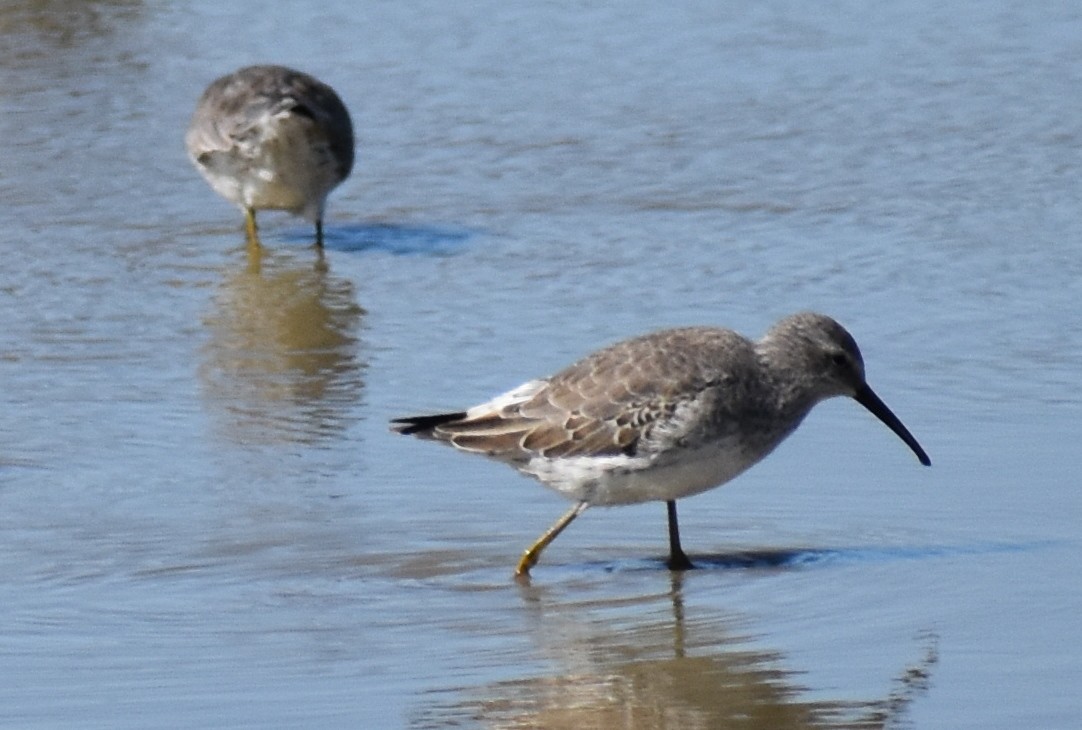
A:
[[515, 501, 588, 577], [244, 207, 260, 247]]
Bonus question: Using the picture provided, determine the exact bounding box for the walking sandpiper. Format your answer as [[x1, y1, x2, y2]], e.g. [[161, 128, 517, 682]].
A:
[[392, 312, 930, 577]]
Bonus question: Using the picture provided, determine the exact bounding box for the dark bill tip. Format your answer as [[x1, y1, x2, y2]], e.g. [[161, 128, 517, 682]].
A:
[[854, 385, 931, 466]]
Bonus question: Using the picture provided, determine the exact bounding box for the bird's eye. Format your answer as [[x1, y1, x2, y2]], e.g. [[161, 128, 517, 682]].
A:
[[830, 352, 848, 368]]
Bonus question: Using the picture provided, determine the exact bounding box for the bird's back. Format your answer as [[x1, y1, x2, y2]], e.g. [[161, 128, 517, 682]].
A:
[[397, 326, 764, 463], [185, 65, 354, 217]]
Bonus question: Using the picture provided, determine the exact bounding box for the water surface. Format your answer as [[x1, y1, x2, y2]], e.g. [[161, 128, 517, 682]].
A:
[[1, 1, 1081, 727]]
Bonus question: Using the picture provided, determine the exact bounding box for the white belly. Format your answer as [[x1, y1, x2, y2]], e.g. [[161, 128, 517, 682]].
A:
[[521, 439, 764, 507]]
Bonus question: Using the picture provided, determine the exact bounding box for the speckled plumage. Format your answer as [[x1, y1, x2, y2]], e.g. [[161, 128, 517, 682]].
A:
[[392, 312, 930, 576], [186, 65, 354, 245]]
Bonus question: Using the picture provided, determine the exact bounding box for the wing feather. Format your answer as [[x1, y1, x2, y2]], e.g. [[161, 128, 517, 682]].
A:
[[393, 327, 759, 464]]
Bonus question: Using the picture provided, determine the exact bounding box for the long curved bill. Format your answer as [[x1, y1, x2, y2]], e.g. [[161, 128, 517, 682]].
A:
[[854, 385, 931, 466]]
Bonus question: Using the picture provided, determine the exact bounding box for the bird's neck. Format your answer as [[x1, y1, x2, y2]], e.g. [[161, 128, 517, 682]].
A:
[[756, 352, 823, 425]]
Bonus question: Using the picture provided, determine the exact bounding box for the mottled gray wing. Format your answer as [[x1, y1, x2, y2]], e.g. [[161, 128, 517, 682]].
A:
[[186, 66, 354, 178], [436, 327, 755, 461]]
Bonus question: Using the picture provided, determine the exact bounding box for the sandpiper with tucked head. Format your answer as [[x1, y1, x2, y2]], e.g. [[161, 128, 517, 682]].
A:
[[392, 312, 930, 577], [186, 65, 354, 247]]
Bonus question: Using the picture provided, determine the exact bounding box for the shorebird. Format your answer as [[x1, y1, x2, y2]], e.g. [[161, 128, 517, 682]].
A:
[[185, 64, 354, 247], [392, 312, 930, 577]]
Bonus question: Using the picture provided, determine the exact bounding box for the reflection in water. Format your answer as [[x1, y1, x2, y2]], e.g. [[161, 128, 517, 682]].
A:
[[200, 246, 365, 446], [416, 575, 937, 729], [0, 0, 142, 50]]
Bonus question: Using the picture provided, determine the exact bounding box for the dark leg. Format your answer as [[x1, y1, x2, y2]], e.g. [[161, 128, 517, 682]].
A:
[[315, 219, 325, 248], [666, 500, 694, 571]]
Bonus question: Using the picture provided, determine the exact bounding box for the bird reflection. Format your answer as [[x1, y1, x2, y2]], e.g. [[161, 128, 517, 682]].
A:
[[416, 575, 937, 729], [200, 246, 365, 446], [0, 0, 143, 49]]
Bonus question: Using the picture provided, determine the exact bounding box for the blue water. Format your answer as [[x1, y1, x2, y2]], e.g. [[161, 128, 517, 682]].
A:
[[1, 1, 1081, 727]]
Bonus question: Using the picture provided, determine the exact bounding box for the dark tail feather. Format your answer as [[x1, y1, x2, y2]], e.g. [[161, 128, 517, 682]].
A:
[[390, 412, 469, 436]]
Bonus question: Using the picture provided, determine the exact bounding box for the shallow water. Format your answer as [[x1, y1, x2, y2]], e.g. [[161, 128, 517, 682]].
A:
[[2, 1, 1081, 727]]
